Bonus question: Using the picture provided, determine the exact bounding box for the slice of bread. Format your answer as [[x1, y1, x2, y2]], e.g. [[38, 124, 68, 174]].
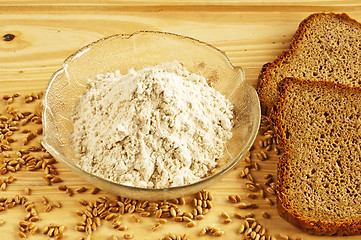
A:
[[271, 77, 361, 235], [257, 13, 361, 115]]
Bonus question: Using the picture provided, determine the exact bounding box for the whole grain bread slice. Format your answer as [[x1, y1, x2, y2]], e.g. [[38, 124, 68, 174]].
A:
[[271, 77, 361, 235], [257, 12, 361, 115]]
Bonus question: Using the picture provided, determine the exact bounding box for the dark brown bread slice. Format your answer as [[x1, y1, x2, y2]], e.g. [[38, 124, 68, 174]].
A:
[[257, 12, 361, 115], [271, 77, 361, 235]]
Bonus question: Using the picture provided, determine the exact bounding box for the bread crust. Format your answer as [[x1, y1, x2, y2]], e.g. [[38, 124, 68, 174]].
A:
[[271, 77, 361, 235], [257, 12, 361, 115]]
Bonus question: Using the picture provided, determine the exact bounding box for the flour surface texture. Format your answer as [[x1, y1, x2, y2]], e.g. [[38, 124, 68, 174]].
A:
[[71, 61, 233, 188]]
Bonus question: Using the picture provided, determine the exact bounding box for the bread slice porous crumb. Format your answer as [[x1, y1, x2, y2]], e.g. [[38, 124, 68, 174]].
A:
[[257, 13, 361, 115], [271, 78, 361, 236]]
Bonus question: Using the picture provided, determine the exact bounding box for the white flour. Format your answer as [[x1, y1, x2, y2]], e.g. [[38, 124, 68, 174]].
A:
[[71, 61, 233, 188]]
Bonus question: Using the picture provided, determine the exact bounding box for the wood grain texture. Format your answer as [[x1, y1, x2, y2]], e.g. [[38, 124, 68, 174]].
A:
[[0, 2, 361, 239]]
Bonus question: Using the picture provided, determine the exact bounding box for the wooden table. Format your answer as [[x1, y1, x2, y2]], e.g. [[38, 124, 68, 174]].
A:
[[1, 1, 361, 239]]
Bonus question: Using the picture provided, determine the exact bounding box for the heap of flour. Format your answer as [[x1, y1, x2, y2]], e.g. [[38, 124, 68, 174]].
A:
[[71, 61, 233, 188]]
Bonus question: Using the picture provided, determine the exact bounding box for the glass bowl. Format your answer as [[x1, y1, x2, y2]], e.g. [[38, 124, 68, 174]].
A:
[[42, 31, 260, 201]]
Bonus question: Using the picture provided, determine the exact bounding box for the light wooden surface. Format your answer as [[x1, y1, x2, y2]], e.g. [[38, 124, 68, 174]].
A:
[[1, 2, 361, 239]]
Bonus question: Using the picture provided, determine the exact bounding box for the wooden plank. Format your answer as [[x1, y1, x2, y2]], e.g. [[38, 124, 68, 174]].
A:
[[1, 10, 361, 92], [0, 0, 361, 7], [0, 3, 360, 239]]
